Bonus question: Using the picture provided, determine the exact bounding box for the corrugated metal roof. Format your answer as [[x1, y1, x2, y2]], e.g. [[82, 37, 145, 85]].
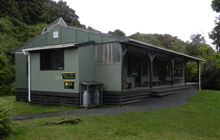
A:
[[14, 18, 204, 62], [121, 38, 204, 62], [15, 24, 123, 53]]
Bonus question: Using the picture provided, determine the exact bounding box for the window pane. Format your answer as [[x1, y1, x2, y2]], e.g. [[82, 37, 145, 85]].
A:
[[95, 43, 121, 64], [40, 49, 64, 70]]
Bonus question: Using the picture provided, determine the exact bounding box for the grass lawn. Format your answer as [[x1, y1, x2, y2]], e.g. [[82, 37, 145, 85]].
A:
[[4, 90, 220, 140], [0, 96, 77, 116]]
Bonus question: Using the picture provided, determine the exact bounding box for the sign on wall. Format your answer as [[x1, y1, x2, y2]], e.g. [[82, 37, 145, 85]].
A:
[[62, 72, 75, 79], [64, 80, 74, 89]]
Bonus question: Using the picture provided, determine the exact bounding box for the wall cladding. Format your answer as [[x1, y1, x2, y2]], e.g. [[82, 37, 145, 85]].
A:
[[103, 90, 151, 105], [16, 89, 28, 101], [30, 91, 80, 106], [30, 48, 79, 93]]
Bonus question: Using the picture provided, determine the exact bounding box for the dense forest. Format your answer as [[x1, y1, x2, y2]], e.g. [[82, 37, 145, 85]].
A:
[[0, 0, 85, 95], [0, 0, 220, 96]]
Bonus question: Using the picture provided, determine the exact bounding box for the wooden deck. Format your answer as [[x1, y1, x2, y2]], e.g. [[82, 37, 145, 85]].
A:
[[103, 89, 151, 105], [150, 84, 197, 97], [103, 83, 199, 105]]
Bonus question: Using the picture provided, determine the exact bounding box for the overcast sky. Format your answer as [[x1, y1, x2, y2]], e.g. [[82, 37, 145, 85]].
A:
[[57, 0, 217, 45]]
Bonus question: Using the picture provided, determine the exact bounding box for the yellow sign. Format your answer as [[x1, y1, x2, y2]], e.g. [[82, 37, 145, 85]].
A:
[[64, 80, 74, 89]]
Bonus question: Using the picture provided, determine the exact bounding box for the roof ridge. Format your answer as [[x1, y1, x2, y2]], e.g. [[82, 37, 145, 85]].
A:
[[42, 17, 67, 34]]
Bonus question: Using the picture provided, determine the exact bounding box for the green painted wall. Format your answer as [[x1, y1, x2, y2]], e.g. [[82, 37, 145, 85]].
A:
[[95, 64, 121, 91], [15, 54, 28, 89], [78, 44, 122, 92], [79, 46, 96, 81], [16, 24, 124, 93], [61, 27, 76, 44], [46, 26, 61, 45], [30, 48, 79, 93], [16, 44, 122, 93]]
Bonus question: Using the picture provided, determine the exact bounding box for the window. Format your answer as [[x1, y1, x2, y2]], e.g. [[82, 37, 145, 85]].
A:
[[96, 43, 121, 64], [53, 31, 59, 38], [40, 49, 64, 70]]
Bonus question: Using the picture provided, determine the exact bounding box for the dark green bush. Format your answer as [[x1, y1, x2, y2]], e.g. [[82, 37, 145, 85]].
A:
[[0, 83, 15, 96], [0, 99, 12, 138]]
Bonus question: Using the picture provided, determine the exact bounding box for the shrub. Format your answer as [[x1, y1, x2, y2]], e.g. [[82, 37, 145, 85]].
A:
[[0, 99, 12, 138], [0, 83, 15, 96]]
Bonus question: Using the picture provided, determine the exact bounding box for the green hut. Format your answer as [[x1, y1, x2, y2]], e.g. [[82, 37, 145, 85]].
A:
[[15, 18, 204, 106]]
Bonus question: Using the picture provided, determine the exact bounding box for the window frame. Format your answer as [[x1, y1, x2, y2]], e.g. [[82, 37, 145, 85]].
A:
[[40, 49, 64, 71], [95, 43, 121, 64]]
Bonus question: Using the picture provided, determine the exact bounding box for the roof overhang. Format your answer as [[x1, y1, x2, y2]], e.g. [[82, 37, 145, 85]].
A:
[[22, 43, 75, 52], [21, 41, 95, 53], [121, 39, 205, 62]]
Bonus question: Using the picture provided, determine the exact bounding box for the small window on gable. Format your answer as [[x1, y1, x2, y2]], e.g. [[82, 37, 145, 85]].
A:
[[40, 49, 64, 70], [53, 31, 59, 38], [96, 43, 121, 64]]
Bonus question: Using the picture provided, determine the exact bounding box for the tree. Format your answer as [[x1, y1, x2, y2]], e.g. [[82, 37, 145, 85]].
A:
[[190, 34, 206, 46], [187, 34, 207, 56], [87, 26, 99, 32], [210, 20, 220, 52], [0, 0, 22, 20], [0, 0, 84, 27], [41, 0, 84, 27], [130, 33, 187, 53], [0, 17, 45, 95], [108, 29, 126, 37], [17, 0, 46, 24], [0, 0, 85, 95], [212, 0, 220, 12], [210, 0, 220, 52], [0, 99, 11, 138]]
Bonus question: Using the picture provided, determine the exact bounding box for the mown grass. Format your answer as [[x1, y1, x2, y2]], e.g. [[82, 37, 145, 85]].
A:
[[0, 96, 76, 116], [4, 90, 220, 140]]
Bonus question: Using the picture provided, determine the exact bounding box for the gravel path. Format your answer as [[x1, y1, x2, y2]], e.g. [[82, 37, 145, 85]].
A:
[[12, 90, 197, 121]]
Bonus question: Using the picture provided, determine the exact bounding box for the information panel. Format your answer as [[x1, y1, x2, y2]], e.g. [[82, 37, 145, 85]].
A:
[[62, 72, 75, 79], [64, 80, 74, 89]]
